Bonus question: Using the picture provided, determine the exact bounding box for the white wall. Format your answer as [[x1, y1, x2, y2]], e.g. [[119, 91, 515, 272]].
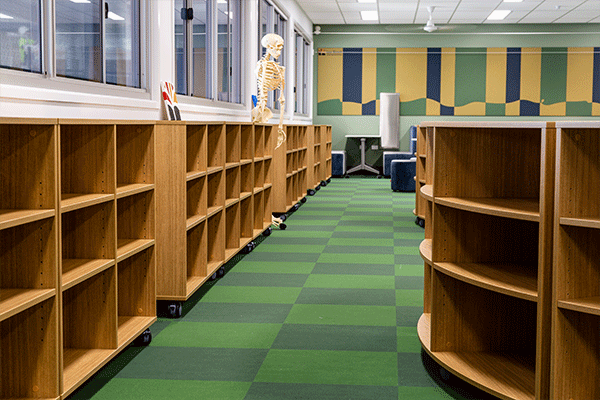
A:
[[0, 0, 313, 123]]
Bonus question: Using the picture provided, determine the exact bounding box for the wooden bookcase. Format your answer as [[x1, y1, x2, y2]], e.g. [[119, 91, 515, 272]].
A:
[[414, 125, 428, 228], [418, 122, 555, 400], [59, 119, 156, 398], [1, 118, 60, 400], [551, 122, 600, 399], [322, 125, 332, 182], [155, 121, 272, 316], [0, 118, 156, 399]]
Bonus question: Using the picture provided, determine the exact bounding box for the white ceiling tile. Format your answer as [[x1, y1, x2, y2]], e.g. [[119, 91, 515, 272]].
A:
[[576, 0, 600, 10], [338, 3, 378, 11], [300, 3, 340, 12], [555, 10, 600, 22]]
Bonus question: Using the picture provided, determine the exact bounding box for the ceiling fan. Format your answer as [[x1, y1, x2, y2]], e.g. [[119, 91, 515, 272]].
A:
[[423, 6, 438, 32]]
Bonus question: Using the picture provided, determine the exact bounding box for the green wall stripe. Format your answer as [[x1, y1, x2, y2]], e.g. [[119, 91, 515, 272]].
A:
[[454, 48, 487, 107], [376, 48, 396, 97], [540, 47, 568, 105]]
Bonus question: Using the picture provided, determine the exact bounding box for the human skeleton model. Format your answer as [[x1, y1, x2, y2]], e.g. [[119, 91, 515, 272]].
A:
[[252, 33, 286, 150], [252, 33, 287, 229]]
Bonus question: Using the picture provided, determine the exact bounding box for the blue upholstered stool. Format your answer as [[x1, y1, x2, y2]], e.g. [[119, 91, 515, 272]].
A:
[[331, 151, 346, 177], [391, 158, 416, 192], [383, 152, 413, 177]]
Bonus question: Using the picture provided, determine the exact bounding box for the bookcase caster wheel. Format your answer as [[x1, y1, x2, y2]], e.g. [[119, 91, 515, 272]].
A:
[[168, 302, 183, 318], [439, 366, 451, 382], [263, 227, 272, 236], [293, 203, 300, 212], [217, 266, 225, 277], [320, 180, 327, 187], [344, 174, 349, 179], [301, 197, 307, 204], [418, 218, 425, 228], [135, 329, 152, 346], [326, 178, 331, 183], [279, 223, 287, 230], [209, 272, 218, 281], [307, 189, 315, 196], [279, 214, 287, 222], [315, 185, 321, 191], [377, 175, 383, 179]]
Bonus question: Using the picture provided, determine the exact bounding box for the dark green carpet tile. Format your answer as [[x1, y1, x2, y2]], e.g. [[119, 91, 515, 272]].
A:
[[66, 178, 497, 400]]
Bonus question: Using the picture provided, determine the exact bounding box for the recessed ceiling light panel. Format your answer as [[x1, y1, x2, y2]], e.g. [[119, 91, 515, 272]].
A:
[[488, 10, 511, 20], [360, 10, 378, 20]]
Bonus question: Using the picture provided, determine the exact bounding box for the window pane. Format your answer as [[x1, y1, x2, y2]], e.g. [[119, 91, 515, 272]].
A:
[[55, 0, 102, 82], [294, 32, 302, 113], [223, 0, 241, 104], [0, 0, 42, 73], [105, 0, 140, 87], [303, 39, 309, 114], [192, 0, 208, 98], [217, 0, 229, 102], [175, 0, 186, 94]]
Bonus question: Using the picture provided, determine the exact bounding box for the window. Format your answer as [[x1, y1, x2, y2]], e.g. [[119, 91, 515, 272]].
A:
[[55, 0, 141, 87], [257, 0, 286, 111], [0, 0, 42, 73], [294, 29, 310, 115], [1, 0, 143, 89], [176, 0, 242, 104]]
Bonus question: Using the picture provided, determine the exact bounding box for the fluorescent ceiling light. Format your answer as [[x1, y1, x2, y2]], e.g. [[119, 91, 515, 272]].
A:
[[488, 10, 511, 20], [357, 0, 376, 3], [0, 13, 14, 19], [70, 0, 91, 3], [107, 11, 124, 21], [217, 0, 227, 3], [361, 10, 378, 20]]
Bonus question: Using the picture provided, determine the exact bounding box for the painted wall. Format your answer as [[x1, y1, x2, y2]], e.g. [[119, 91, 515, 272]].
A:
[[312, 24, 600, 170], [0, 0, 313, 124]]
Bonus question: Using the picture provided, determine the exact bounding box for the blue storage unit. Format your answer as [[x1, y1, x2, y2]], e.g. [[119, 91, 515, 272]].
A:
[[391, 158, 416, 192], [331, 150, 346, 177]]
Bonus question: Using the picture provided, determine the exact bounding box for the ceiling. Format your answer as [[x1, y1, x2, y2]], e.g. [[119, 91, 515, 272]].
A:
[[296, 0, 600, 25]]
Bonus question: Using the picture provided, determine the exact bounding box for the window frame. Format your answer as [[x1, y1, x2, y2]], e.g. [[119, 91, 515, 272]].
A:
[[293, 27, 310, 116], [176, 0, 244, 106], [0, 0, 149, 98]]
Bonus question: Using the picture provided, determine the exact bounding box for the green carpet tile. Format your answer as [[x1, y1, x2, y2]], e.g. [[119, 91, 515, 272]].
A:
[[67, 177, 498, 400]]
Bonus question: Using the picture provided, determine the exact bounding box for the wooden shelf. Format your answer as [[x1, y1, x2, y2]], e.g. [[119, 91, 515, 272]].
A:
[[117, 238, 154, 262], [61, 193, 114, 213], [186, 214, 206, 231], [226, 162, 238, 169], [419, 239, 432, 265], [207, 166, 223, 174], [434, 262, 538, 302], [186, 275, 208, 298], [435, 197, 539, 222], [61, 259, 115, 291], [557, 297, 600, 316], [62, 348, 114, 398], [559, 216, 600, 230], [225, 198, 239, 207], [116, 183, 154, 199], [421, 185, 432, 201], [186, 170, 207, 181], [418, 314, 535, 400], [0, 288, 56, 322], [0, 209, 55, 231], [117, 316, 156, 347], [207, 205, 222, 218]]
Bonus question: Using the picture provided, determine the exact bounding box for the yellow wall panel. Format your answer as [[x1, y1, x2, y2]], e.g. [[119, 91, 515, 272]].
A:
[[426, 98, 440, 116], [540, 102, 566, 116], [566, 47, 594, 103], [592, 102, 600, 116], [486, 48, 507, 104], [396, 48, 427, 102], [520, 48, 541, 103], [505, 101, 520, 116], [440, 48, 455, 107], [317, 49, 343, 103], [342, 101, 362, 115], [454, 102, 486, 116]]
